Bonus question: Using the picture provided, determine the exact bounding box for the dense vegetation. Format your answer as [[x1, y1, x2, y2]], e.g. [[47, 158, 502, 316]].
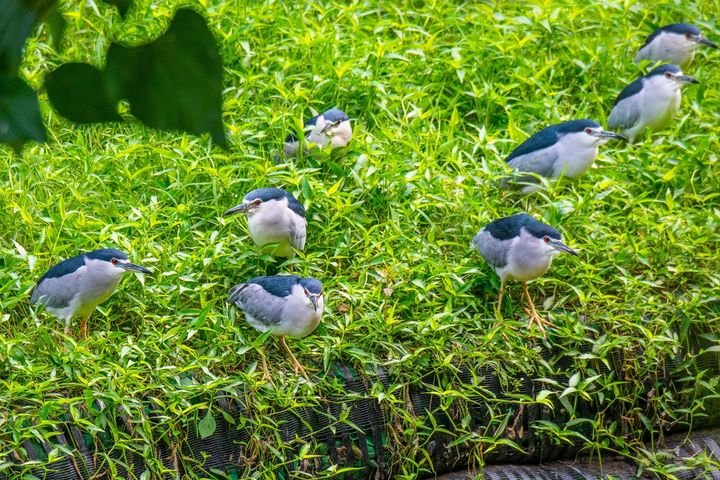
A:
[[1, 1, 719, 478]]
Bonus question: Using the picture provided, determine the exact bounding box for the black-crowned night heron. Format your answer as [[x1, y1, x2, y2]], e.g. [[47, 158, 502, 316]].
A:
[[635, 23, 717, 70], [30, 248, 151, 338], [607, 64, 698, 143], [505, 119, 627, 193], [229, 275, 324, 379], [471, 214, 577, 333], [223, 187, 306, 258], [277, 108, 352, 160]]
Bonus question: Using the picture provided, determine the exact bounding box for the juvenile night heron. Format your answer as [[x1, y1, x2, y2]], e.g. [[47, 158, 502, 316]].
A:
[[30, 248, 151, 338], [229, 275, 324, 379], [505, 119, 627, 193], [277, 108, 352, 160], [607, 64, 698, 143], [635, 23, 717, 70], [471, 214, 577, 333], [223, 187, 306, 258]]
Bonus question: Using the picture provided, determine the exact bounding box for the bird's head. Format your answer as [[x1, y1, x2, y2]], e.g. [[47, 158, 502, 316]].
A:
[[223, 187, 297, 218], [299, 277, 323, 312], [318, 108, 350, 138], [665, 23, 717, 50], [570, 119, 628, 145], [538, 233, 578, 258], [88, 249, 152, 275], [650, 64, 699, 87]]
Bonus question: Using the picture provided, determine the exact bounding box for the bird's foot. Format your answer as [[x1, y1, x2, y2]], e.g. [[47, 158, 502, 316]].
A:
[[291, 359, 311, 379], [525, 308, 553, 335]]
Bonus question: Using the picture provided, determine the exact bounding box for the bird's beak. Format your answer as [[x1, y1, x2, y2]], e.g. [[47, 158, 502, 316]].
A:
[[598, 130, 628, 141], [122, 262, 152, 274], [223, 203, 250, 217], [309, 294, 319, 311], [550, 240, 578, 256], [321, 121, 340, 133], [678, 74, 699, 84], [697, 37, 718, 48]]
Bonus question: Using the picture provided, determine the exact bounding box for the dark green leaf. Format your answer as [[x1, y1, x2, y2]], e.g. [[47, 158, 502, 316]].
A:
[[44, 7, 66, 51], [105, 8, 226, 147], [101, 0, 133, 16], [0, 75, 46, 151], [45, 63, 122, 123], [197, 410, 216, 439], [0, 0, 56, 76]]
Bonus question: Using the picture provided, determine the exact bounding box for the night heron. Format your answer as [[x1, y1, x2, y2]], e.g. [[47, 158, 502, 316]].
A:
[[471, 214, 577, 333], [277, 108, 352, 160], [30, 248, 151, 338], [223, 187, 306, 258], [635, 23, 717, 70], [505, 119, 627, 193], [607, 64, 698, 143], [229, 275, 324, 379]]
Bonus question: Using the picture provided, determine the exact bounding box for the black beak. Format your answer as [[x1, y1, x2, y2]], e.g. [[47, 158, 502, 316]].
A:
[[123, 262, 152, 274], [223, 203, 250, 216], [698, 37, 718, 48], [550, 240, 578, 256], [310, 295, 319, 311], [321, 121, 340, 133], [599, 130, 628, 141], [678, 74, 699, 84]]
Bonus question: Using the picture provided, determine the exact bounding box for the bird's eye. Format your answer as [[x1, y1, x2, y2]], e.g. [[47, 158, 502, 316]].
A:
[[304, 288, 309, 296], [665, 72, 673, 79], [254, 199, 262, 206], [543, 236, 550, 243], [111, 258, 119, 265], [686, 32, 692, 39], [584, 128, 593, 134]]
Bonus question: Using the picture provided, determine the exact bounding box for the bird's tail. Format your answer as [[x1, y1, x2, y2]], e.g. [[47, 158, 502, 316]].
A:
[[228, 284, 249, 304]]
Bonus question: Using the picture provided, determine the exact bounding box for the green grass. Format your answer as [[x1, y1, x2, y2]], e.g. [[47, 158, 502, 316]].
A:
[[2, 0, 720, 478]]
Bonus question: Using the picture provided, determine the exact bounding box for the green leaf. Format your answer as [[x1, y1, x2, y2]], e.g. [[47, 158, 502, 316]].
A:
[[45, 63, 122, 123], [105, 8, 226, 147], [0, 75, 46, 151], [197, 410, 217, 439], [0, 0, 56, 76], [101, 0, 132, 16]]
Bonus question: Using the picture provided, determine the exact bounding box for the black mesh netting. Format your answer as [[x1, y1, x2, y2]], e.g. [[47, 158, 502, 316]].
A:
[[2, 331, 719, 479]]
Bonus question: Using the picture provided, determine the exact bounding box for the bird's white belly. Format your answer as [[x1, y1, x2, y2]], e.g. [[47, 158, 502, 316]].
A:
[[248, 216, 294, 257], [502, 253, 553, 282], [554, 149, 597, 179], [642, 91, 679, 131]]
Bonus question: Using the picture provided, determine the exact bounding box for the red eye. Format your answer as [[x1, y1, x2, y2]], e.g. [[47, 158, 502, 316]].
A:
[[686, 32, 692, 39], [543, 236, 550, 243], [111, 258, 119, 265], [254, 199, 262, 206], [584, 128, 593, 134], [304, 288, 309, 295], [665, 72, 673, 78]]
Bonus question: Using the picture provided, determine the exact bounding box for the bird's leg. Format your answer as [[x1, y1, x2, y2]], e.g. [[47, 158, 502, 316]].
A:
[[496, 280, 506, 312], [80, 316, 89, 340], [279, 336, 309, 379], [64, 316, 73, 336], [521, 282, 554, 334], [258, 348, 274, 384]]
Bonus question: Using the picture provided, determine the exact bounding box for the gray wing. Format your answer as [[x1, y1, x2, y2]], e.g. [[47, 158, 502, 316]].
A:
[[30, 275, 79, 309], [228, 283, 286, 327], [289, 216, 307, 251], [506, 147, 558, 179], [471, 230, 508, 269], [607, 96, 640, 130]]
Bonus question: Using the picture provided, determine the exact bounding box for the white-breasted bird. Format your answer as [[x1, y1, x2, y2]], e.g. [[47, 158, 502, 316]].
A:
[[30, 248, 151, 338], [278, 108, 352, 160], [504, 119, 627, 193], [607, 64, 698, 143], [229, 275, 324, 379], [472, 214, 577, 334], [635, 23, 717, 71], [223, 187, 307, 258]]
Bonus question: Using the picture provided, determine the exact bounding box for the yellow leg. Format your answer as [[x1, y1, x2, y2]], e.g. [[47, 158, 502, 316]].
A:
[[63, 316, 72, 336], [496, 280, 506, 311], [279, 336, 308, 379], [258, 349, 274, 385], [521, 282, 553, 334], [80, 316, 89, 340]]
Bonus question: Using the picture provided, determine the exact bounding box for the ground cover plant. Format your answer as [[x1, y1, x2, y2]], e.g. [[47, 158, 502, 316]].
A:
[[1, 0, 720, 478]]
